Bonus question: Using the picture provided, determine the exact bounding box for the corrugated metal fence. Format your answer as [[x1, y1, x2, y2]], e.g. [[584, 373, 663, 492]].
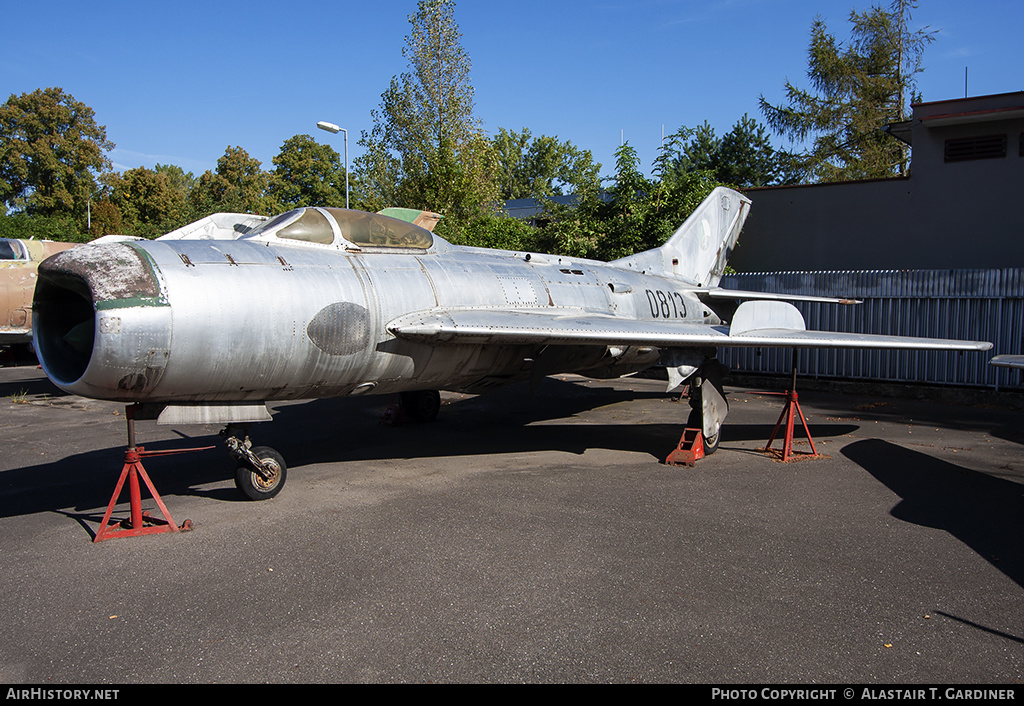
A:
[[718, 269, 1024, 391]]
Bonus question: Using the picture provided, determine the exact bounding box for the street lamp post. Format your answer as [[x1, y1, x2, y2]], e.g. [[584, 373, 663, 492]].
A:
[[316, 121, 349, 210]]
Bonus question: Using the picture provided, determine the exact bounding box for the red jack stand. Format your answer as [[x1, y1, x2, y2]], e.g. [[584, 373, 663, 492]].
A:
[[763, 356, 818, 462], [666, 428, 705, 467], [763, 389, 818, 462], [93, 405, 212, 543]]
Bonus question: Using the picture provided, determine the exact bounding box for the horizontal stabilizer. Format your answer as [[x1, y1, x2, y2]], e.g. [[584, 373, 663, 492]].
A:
[[990, 355, 1024, 369], [388, 306, 992, 352], [698, 288, 861, 305]]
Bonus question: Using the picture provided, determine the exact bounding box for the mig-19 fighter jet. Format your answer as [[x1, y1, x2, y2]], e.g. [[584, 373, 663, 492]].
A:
[[31, 188, 991, 500]]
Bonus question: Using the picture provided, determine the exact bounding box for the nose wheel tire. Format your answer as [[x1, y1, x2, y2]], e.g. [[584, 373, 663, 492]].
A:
[[234, 446, 287, 500]]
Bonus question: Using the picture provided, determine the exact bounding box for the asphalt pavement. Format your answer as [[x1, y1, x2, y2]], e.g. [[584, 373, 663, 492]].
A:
[[0, 360, 1022, 684]]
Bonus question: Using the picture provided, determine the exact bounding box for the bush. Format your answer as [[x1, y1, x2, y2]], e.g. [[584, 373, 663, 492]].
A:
[[440, 212, 539, 252], [0, 213, 90, 243]]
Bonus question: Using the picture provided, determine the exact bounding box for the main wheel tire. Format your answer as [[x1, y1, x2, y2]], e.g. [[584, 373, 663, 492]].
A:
[[702, 426, 721, 455], [400, 389, 441, 423], [687, 410, 720, 455], [234, 446, 287, 501]]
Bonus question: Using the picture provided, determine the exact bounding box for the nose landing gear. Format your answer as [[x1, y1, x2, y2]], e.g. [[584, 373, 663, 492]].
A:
[[221, 424, 287, 501]]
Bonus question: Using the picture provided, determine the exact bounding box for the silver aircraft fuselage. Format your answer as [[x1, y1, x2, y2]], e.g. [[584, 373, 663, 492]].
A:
[[32, 219, 679, 405]]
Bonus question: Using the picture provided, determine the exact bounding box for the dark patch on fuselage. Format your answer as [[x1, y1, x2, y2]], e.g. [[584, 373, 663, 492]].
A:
[[307, 302, 372, 355]]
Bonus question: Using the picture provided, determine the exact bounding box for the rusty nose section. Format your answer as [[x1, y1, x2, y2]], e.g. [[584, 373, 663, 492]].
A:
[[33, 242, 172, 399]]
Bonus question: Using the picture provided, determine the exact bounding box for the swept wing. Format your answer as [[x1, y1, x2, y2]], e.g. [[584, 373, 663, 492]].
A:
[[388, 301, 991, 352]]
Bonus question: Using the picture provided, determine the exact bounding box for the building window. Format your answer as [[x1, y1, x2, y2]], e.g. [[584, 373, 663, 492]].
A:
[[944, 134, 1007, 162]]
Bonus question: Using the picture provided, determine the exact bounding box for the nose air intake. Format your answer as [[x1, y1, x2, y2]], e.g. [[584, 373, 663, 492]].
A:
[[33, 242, 170, 394], [33, 261, 97, 386]]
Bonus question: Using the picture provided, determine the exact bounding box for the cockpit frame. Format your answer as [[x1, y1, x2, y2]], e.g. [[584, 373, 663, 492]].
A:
[[242, 207, 435, 251]]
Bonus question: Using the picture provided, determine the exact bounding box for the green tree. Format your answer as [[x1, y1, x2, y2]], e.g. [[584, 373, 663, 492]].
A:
[[269, 134, 348, 209], [102, 166, 189, 237], [717, 115, 789, 187], [667, 123, 719, 177], [492, 127, 601, 200], [189, 146, 272, 216], [759, 0, 935, 182], [599, 143, 655, 260], [0, 87, 113, 219], [538, 142, 720, 261], [87, 198, 124, 238], [664, 116, 787, 188], [491, 127, 532, 200], [450, 211, 539, 251], [0, 211, 89, 242], [154, 163, 196, 200], [354, 0, 497, 225]]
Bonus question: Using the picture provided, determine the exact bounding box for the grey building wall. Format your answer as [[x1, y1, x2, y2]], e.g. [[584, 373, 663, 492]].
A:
[[728, 92, 1024, 273]]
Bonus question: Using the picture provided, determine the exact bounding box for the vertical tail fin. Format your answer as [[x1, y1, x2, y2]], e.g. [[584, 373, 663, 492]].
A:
[[610, 186, 750, 287]]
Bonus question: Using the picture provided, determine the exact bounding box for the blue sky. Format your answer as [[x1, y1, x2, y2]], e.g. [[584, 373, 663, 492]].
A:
[[3, 0, 1021, 183]]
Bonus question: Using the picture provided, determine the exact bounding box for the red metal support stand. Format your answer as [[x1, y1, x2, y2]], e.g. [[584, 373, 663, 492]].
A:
[[93, 405, 212, 543], [763, 389, 818, 462], [763, 352, 818, 462]]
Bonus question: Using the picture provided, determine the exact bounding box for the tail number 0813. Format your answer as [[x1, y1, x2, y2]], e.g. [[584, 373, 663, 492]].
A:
[[645, 289, 687, 319]]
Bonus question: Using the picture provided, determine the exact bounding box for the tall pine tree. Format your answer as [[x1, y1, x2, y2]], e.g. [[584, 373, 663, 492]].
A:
[[759, 0, 935, 182], [354, 0, 496, 226]]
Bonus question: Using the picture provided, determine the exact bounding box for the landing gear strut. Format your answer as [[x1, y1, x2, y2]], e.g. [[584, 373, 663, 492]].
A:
[[666, 360, 728, 466], [688, 360, 728, 455], [221, 424, 287, 500]]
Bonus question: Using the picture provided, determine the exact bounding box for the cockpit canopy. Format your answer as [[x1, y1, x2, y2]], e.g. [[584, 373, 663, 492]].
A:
[[242, 207, 434, 250]]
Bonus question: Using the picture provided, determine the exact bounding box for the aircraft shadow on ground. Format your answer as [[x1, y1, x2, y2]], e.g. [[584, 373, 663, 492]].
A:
[[257, 379, 858, 468], [0, 378, 857, 526], [842, 438, 1024, 590], [766, 388, 1024, 448], [0, 348, 38, 369], [0, 373, 72, 399]]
